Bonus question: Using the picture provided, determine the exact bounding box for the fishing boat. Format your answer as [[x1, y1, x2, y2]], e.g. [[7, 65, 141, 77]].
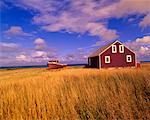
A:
[[47, 60, 67, 69]]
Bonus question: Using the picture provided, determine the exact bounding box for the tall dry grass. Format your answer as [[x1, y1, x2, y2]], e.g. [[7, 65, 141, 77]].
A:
[[0, 64, 150, 120]]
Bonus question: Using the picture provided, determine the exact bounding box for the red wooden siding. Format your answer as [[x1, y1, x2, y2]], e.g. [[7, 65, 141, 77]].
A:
[[100, 42, 136, 68]]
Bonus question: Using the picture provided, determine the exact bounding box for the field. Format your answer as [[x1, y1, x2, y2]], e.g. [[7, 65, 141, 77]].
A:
[[0, 64, 150, 120]]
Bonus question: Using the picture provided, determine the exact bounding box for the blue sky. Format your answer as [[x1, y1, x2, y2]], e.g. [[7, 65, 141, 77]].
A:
[[0, 0, 150, 66]]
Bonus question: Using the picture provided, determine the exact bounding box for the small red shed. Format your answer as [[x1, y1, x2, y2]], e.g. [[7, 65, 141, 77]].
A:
[[88, 40, 136, 68]]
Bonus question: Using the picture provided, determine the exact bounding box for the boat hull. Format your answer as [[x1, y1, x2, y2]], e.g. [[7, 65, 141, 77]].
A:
[[47, 64, 66, 69]]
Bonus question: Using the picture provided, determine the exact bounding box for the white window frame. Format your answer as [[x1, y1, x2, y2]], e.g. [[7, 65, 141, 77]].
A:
[[119, 45, 124, 53], [112, 45, 117, 53], [126, 55, 132, 62], [105, 56, 110, 63]]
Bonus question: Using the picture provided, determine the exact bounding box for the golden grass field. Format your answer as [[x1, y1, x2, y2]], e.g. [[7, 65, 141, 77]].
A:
[[0, 63, 150, 120]]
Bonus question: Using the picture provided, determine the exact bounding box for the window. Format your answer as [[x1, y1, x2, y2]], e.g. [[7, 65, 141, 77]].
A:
[[112, 45, 117, 53], [105, 56, 110, 63], [119, 45, 124, 53], [126, 55, 132, 62]]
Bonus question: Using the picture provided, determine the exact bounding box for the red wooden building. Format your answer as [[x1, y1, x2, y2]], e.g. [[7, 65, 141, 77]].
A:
[[88, 40, 136, 68]]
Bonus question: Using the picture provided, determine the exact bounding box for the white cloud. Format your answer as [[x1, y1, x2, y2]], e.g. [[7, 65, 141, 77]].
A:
[[16, 54, 30, 62], [15, 49, 57, 64], [64, 48, 88, 63], [0, 42, 19, 52], [14, 0, 54, 13], [32, 38, 58, 61], [1, 0, 150, 65], [9, 0, 150, 40], [86, 22, 118, 40], [8, 0, 150, 40], [139, 46, 149, 54], [34, 38, 47, 50], [34, 38, 45, 45], [125, 35, 150, 61], [0, 55, 20, 67], [10, 0, 150, 32], [136, 36, 150, 44], [139, 14, 150, 28], [12, 0, 119, 41], [111, 0, 150, 18], [4, 26, 32, 36], [39, 13, 118, 41], [0, 38, 58, 66], [14, 49, 56, 64], [32, 51, 47, 58]]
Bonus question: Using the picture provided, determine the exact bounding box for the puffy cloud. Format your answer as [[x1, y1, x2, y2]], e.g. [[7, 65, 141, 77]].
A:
[[10, 0, 150, 40], [139, 14, 150, 28], [34, 38, 45, 44], [42, 20, 118, 40], [32, 51, 47, 58], [23, 38, 57, 62], [0, 55, 20, 67], [86, 22, 118, 40], [64, 48, 88, 63], [125, 36, 150, 61], [136, 36, 150, 44], [14, 49, 57, 64], [16, 54, 30, 62], [0, 42, 19, 52], [34, 38, 47, 50], [139, 46, 149, 54], [13, 0, 54, 13], [111, 0, 150, 18], [1, 0, 150, 65], [4, 26, 32, 36], [0, 38, 58, 66], [11, 0, 120, 41]]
